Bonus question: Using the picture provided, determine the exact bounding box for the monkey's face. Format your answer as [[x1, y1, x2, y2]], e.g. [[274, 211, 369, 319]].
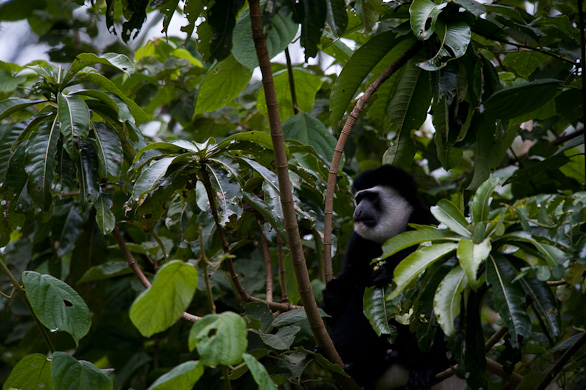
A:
[[353, 186, 413, 244]]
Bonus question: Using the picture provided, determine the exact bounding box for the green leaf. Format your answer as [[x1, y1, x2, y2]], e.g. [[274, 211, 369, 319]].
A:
[[503, 51, 550, 79], [364, 286, 392, 336], [379, 228, 457, 260], [207, 0, 245, 61], [299, 0, 327, 60], [497, 231, 562, 268], [259, 325, 300, 350], [389, 243, 458, 299], [326, 0, 348, 36], [51, 352, 113, 390], [484, 79, 560, 120], [132, 157, 176, 201], [73, 73, 149, 124], [130, 260, 198, 337], [3, 353, 53, 390], [409, 0, 445, 40], [194, 54, 252, 115], [94, 194, 116, 234], [242, 353, 278, 390], [419, 21, 471, 71], [358, 0, 381, 32], [486, 254, 531, 348], [78, 141, 101, 205], [147, 361, 204, 390], [24, 118, 60, 211], [282, 113, 337, 163], [53, 203, 85, 257], [22, 271, 91, 346], [0, 97, 46, 121], [430, 199, 471, 237], [188, 312, 248, 366], [135, 173, 187, 232], [329, 31, 410, 127], [232, 7, 298, 70], [78, 261, 132, 283], [471, 177, 499, 224], [58, 93, 90, 158], [92, 122, 123, 178], [434, 265, 468, 337], [257, 69, 322, 122], [64, 52, 134, 85], [457, 238, 490, 291]]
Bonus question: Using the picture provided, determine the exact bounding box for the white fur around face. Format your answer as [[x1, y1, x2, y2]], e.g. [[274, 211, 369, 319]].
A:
[[353, 186, 413, 244]]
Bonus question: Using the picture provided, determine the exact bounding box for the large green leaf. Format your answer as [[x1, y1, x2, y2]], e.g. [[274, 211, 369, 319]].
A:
[[58, 93, 90, 158], [78, 140, 100, 205], [364, 286, 393, 336], [188, 312, 248, 366], [483, 79, 560, 120], [22, 271, 91, 346], [207, 0, 245, 61], [24, 118, 60, 210], [326, 0, 348, 36], [379, 228, 458, 260], [64, 52, 134, 85], [132, 157, 176, 201], [470, 177, 499, 224], [52, 203, 85, 257], [299, 0, 327, 60], [503, 51, 550, 79], [91, 122, 123, 178], [0, 97, 46, 121], [434, 265, 468, 337], [259, 325, 300, 350], [430, 199, 471, 237], [135, 173, 187, 232], [457, 238, 490, 291], [147, 361, 204, 390], [419, 21, 471, 71], [409, 0, 446, 40], [130, 260, 198, 337], [3, 353, 53, 390], [51, 352, 112, 390], [257, 69, 322, 122], [232, 7, 298, 70], [194, 54, 252, 115], [329, 31, 409, 127], [94, 194, 116, 234], [282, 113, 337, 163], [486, 254, 531, 348], [242, 353, 278, 390], [389, 243, 458, 299], [497, 231, 562, 268]]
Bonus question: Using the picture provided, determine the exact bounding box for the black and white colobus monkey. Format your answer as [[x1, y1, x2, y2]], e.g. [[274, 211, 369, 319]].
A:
[[322, 165, 451, 390]]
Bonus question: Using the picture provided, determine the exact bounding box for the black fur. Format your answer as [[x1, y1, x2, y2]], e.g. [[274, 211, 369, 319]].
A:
[[322, 165, 448, 389]]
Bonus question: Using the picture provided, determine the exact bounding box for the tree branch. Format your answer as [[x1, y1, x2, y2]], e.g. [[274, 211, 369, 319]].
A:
[[258, 222, 274, 302], [536, 332, 586, 390], [578, 0, 586, 180], [322, 41, 424, 282], [248, 1, 357, 387]]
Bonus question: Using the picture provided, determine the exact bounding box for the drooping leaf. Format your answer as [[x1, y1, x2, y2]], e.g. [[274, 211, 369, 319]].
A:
[[51, 352, 113, 390], [188, 312, 248, 366], [52, 203, 85, 257], [282, 113, 337, 163], [430, 199, 471, 237], [130, 260, 198, 337], [364, 286, 392, 336], [483, 79, 560, 120], [24, 118, 60, 211], [147, 360, 204, 390], [94, 194, 116, 234], [379, 228, 457, 260], [389, 243, 458, 299], [194, 55, 252, 115], [0, 97, 46, 121], [419, 21, 471, 71], [242, 353, 278, 390], [471, 177, 499, 224], [91, 122, 123, 178], [409, 0, 446, 40], [22, 271, 92, 346], [78, 140, 100, 205], [486, 254, 531, 348], [326, 0, 348, 36], [434, 265, 468, 337], [257, 69, 322, 122], [132, 157, 176, 201], [232, 7, 299, 70], [457, 238, 490, 291], [58, 93, 90, 159], [207, 0, 246, 61], [3, 353, 53, 390]]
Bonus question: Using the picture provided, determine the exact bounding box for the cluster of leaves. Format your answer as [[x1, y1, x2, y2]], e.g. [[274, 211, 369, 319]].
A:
[[0, 0, 585, 389]]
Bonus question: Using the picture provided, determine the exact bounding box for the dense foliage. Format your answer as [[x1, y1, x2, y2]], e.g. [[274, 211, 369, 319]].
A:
[[0, 0, 585, 389]]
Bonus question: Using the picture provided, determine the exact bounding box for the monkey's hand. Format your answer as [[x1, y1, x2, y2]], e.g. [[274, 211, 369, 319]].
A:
[[369, 264, 394, 286]]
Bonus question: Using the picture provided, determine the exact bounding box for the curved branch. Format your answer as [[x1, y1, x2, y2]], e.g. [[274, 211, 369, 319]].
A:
[[112, 226, 202, 323], [322, 41, 424, 282], [536, 332, 586, 390], [248, 1, 357, 388]]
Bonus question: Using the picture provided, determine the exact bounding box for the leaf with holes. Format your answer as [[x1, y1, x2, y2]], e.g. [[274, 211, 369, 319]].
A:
[[22, 271, 91, 346], [188, 312, 248, 366], [130, 261, 198, 337], [52, 352, 112, 390]]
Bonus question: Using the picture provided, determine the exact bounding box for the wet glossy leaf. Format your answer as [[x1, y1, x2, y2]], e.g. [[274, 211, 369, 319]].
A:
[[434, 265, 468, 337], [457, 238, 490, 291], [92, 122, 123, 178], [58, 93, 90, 158], [431, 199, 471, 237], [364, 286, 392, 336], [0, 98, 46, 121]]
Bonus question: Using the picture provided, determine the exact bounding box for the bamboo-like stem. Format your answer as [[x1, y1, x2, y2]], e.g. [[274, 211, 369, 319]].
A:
[[248, 1, 356, 387], [277, 235, 289, 303], [258, 222, 274, 302], [112, 226, 202, 322], [536, 332, 586, 390], [0, 255, 55, 353], [322, 41, 424, 282], [200, 227, 216, 314]]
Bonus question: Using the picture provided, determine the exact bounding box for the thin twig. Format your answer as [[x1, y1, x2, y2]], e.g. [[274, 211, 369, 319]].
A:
[[258, 222, 274, 302], [485, 326, 508, 352], [323, 41, 424, 283], [536, 332, 586, 390], [285, 47, 299, 115], [200, 226, 216, 314], [277, 235, 289, 303]]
